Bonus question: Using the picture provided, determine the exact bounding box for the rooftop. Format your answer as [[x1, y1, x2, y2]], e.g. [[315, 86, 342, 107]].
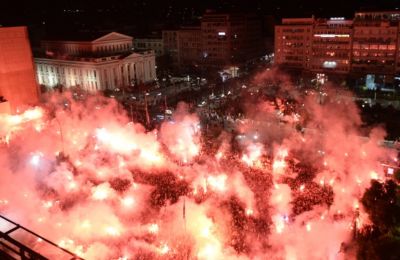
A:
[[34, 50, 154, 62], [42, 31, 132, 42]]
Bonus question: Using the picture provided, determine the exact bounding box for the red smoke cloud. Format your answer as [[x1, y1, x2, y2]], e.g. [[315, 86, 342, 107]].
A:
[[0, 71, 395, 259]]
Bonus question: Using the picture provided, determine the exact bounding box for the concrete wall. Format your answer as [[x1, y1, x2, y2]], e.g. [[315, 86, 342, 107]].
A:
[[0, 26, 39, 112]]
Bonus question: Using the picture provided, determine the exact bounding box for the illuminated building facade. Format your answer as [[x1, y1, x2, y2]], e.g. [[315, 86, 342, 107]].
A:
[[275, 18, 314, 69], [352, 11, 399, 87], [275, 11, 400, 86], [311, 18, 353, 74], [0, 26, 39, 112], [34, 32, 156, 91]]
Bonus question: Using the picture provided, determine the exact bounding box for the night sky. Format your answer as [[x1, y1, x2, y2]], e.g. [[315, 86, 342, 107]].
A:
[[1, 0, 399, 39]]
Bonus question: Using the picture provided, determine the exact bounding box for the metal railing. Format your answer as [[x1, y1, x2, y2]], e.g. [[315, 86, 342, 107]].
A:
[[0, 214, 83, 260]]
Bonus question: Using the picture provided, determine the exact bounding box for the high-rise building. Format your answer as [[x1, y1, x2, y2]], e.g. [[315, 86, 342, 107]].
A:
[[352, 12, 399, 81], [201, 11, 264, 68], [162, 12, 265, 74], [134, 37, 164, 57], [275, 18, 314, 70], [177, 26, 203, 68], [162, 30, 179, 65], [34, 32, 156, 91], [0, 26, 39, 112], [311, 18, 353, 74], [275, 11, 400, 87]]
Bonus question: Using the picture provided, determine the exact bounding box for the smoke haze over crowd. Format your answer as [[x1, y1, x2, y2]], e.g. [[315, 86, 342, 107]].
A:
[[0, 70, 396, 259]]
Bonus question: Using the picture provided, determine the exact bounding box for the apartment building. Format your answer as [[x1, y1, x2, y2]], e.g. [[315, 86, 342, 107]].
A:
[[275, 11, 400, 87], [275, 18, 314, 69], [162, 30, 179, 60], [311, 18, 353, 74], [201, 11, 264, 68], [352, 12, 399, 78], [177, 26, 203, 68], [134, 37, 164, 56], [161, 11, 265, 72]]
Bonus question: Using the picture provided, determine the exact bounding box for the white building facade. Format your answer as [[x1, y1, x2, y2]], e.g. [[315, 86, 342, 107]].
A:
[[35, 32, 156, 91]]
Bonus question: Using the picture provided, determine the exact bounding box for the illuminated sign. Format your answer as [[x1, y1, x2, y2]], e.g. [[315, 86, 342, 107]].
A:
[[323, 61, 337, 68], [314, 34, 350, 38], [330, 17, 345, 20], [218, 32, 226, 36]]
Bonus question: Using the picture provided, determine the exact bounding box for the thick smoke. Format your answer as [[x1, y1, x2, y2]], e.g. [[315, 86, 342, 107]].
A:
[[0, 70, 395, 259]]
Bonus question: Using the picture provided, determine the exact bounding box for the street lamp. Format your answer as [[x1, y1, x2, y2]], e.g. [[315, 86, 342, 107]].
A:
[[129, 103, 134, 122], [54, 117, 65, 155]]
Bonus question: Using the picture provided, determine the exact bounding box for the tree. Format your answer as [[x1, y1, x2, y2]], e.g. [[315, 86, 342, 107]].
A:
[[357, 180, 400, 259], [394, 169, 400, 183], [362, 180, 400, 232]]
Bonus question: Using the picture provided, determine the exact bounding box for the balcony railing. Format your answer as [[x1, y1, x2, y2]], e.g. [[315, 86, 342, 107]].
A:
[[0, 214, 82, 260]]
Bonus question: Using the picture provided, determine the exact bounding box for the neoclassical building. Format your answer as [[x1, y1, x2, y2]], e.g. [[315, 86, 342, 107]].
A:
[[34, 32, 156, 92]]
